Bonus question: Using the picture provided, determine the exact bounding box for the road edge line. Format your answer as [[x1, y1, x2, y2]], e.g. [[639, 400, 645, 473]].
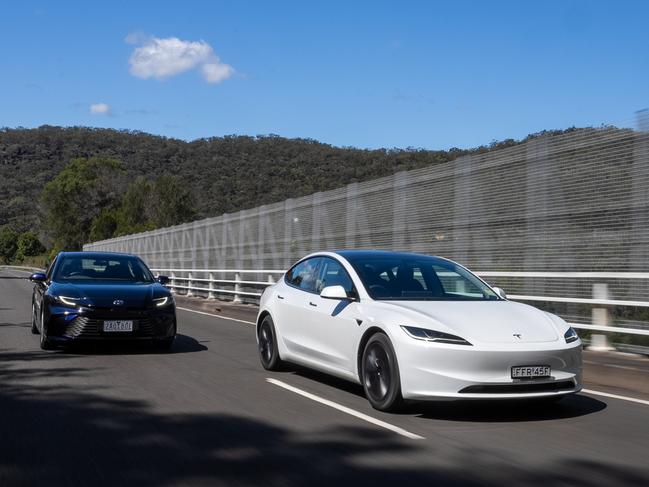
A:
[[176, 306, 255, 325], [582, 388, 649, 406]]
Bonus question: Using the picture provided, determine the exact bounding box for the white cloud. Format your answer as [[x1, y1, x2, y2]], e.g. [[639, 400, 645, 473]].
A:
[[127, 35, 234, 84], [90, 103, 110, 115], [124, 31, 147, 45], [201, 62, 235, 84]]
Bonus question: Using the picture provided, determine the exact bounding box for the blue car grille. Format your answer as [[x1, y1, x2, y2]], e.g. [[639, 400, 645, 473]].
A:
[[63, 316, 154, 338]]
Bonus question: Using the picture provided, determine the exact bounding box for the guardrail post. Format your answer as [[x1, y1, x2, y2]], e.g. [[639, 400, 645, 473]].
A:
[[267, 274, 275, 284], [234, 272, 242, 303], [208, 272, 215, 300], [589, 283, 613, 351], [187, 272, 194, 297], [170, 271, 176, 294]]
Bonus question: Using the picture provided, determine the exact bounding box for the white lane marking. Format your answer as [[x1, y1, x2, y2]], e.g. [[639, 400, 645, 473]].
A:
[[584, 360, 648, 373], [582, 389, 649, 407], [176, 306, 255, 325], [266, 378, 425, 440]]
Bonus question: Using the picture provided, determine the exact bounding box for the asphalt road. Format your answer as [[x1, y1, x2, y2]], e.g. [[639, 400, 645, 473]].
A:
[[1, 268, 648, 486]]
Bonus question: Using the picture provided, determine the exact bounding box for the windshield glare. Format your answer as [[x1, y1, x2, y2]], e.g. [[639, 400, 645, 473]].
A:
[[349, 256, 499, 301], [54, 256, 154, 283]]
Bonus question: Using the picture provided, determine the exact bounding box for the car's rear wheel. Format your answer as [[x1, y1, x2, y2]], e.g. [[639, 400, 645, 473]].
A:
[[361, 333, 403, 412], [258, 315, 282, 370], [31, 302, 39, 334], [39, 309, 55, 350]]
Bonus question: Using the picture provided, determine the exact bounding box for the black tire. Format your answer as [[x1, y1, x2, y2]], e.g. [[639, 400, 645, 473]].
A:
[[39, 309, 55, 350], [258, 315, 282, 371], [361, 333, 403, 412], [31, 302, 39, 334]]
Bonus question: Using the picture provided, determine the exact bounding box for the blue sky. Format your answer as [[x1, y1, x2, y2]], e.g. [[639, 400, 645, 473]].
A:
[[1, 0, 648, 150]]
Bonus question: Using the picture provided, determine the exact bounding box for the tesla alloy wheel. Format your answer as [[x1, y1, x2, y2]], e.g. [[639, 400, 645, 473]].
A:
[[258, 316, 282, 371], [362, 333, 403, 412]]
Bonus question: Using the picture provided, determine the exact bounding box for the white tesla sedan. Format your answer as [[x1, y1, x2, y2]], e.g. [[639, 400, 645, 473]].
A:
[[256, 250, 582, 411]]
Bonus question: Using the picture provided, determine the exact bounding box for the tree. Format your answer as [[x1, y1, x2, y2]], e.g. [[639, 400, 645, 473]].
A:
[[151, 175, 197, 228], [40, 156, 124, 250], [0, 227, 19, 263], [89, 209, 119, 242], [114, 177, 156, 236], [15, 231, 46, 262]]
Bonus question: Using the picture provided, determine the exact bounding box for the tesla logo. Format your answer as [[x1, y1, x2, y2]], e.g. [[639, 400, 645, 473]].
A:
[[513, 333, 522, 339], [113, 300, 125, 306]]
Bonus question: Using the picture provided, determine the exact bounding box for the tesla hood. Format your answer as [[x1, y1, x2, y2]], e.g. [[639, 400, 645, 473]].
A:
[[384, 300, 560, 344]]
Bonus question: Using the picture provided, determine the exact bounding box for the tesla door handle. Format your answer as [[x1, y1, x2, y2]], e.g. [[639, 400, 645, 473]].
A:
[[309, 301, 317, 307], [277, 295, 285, 300]]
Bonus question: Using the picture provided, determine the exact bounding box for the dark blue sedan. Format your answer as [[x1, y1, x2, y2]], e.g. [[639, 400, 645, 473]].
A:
[[30, 252, 176, 350]]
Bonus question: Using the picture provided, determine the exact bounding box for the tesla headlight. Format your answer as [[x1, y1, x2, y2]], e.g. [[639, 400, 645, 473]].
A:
[[564, 327, 579, 343], [54, 295, 80, 307], [401, 326, 472, 346], [153, 296, 174, 307]]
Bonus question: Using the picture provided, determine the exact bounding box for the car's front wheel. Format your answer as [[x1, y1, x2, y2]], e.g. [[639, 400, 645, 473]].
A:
[[361, 333, 403, 412], [258, 315, 282, 370], [31, 301, 39, 334], [155, 321, 177, 352], [39, 309, 55, 350]]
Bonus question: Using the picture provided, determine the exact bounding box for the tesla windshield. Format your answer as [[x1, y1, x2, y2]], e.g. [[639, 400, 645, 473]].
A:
[[53, 255, 154, 283], [347, 255, 500, 301]]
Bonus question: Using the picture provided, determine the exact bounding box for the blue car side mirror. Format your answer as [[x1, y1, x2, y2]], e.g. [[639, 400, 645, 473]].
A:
[[30, 272, 47, 283], [157, 275, 170, 285]]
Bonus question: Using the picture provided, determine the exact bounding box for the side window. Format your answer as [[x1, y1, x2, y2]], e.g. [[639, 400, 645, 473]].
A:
[[316, 257, 355, 295], [285, 258, 321, 293]]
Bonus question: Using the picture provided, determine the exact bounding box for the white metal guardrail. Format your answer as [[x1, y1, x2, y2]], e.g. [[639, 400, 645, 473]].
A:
[[150, 268, 649, 337], [6, 265, 648, 337]]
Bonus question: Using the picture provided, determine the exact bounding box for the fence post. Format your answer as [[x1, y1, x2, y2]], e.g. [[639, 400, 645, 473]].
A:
[[208, 272, 215, 300], [267, 274, 275, 285], [187, 272, 193, 297], [170, 271, 176, 294], [589, 283, 613, 351], [234, 272, 242, 303]]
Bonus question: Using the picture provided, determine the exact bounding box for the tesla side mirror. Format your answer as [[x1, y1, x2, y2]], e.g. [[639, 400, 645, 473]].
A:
[[320, 285, 353, 300], [493, 287, 507, 299], [30, 272, 47, 283], [157, 275, 170, 285]]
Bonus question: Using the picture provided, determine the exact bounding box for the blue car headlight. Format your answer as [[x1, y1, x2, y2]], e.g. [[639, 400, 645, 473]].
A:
[[153, 296, 174, 307], [52, 295, 81, 308], [401, 326, 472, 346]]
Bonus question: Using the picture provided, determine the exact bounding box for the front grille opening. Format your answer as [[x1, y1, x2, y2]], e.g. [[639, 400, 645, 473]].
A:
[[63, 317, 154, 338], [459, 380, 576, 394]]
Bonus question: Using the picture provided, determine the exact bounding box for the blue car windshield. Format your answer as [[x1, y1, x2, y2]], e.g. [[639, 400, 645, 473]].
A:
[[348, 255, 500, 301], [54, 256, 154, 283]]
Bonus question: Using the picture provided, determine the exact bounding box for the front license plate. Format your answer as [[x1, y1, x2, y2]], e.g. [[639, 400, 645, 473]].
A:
[[103, 320, 133, 332], [511, 365, 551, 379]]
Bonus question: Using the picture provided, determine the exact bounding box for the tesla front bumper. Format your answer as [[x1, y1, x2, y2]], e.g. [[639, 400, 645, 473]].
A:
[[396, 338, 582, 400]]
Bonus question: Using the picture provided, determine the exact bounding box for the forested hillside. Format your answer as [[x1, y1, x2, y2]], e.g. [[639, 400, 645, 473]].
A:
[[1, 124, 589, 256]]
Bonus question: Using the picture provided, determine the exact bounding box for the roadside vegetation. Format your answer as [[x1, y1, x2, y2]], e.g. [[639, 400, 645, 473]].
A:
[[0, 124, 621, 260]]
